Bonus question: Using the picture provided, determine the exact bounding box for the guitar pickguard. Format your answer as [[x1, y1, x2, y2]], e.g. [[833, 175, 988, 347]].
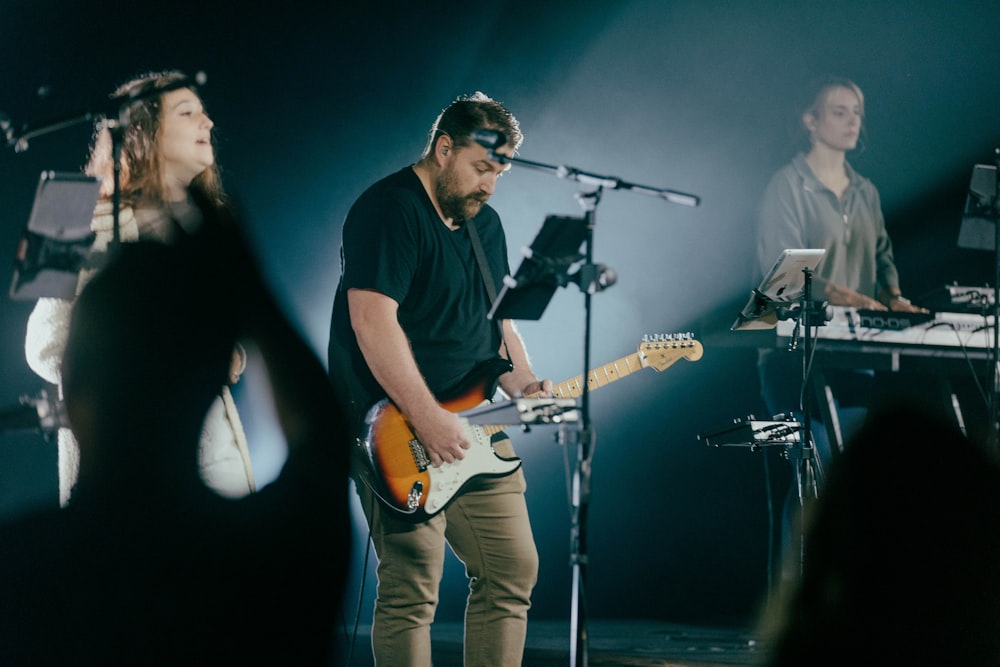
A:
[[419, 424, 520, 516]]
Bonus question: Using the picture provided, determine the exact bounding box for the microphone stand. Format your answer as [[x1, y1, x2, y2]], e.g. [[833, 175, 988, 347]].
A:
[[991, 148, 1000, 459], [489, 151, 701, 208], [792, 269, 823, 569], [765, 269, 826, 575], [3, 72, 204, 153], [570, 186, 597, 667], [486, 145, 699, 666]]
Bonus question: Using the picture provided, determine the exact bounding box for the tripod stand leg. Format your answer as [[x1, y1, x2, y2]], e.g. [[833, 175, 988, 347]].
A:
[[788, 441, 823, 578], [945, 380, 968, 438]]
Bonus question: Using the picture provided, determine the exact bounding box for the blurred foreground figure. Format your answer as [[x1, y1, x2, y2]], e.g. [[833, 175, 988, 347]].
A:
[[0, 200, 352, 665], [758, 405, 1000, 666], [25, 69, 255, 504]]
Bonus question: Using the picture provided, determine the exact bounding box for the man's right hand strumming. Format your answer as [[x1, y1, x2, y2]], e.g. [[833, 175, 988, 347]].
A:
[[412, 405, 470, 467]]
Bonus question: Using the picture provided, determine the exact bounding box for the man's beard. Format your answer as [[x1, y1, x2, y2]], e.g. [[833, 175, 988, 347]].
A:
[[436, 168, 487, 224]]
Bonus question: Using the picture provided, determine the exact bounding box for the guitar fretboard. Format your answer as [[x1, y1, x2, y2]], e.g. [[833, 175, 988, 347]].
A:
[[478, 352, 641, 437], [554, 352, 644, 398], [476, 338, 701, 437]]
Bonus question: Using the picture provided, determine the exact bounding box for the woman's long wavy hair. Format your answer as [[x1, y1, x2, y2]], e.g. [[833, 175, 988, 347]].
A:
[[84, 70, 226, 207]]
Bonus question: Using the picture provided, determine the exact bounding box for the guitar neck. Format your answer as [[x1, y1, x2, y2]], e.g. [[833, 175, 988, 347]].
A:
[[553, 352, 644, 398], [477, 352, 644, 438]]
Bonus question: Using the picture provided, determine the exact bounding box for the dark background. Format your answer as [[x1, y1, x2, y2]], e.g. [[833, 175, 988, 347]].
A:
[[2, 0, 997, 629]]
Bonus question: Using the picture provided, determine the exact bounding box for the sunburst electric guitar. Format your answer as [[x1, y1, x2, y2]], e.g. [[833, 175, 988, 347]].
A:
[[356, 334, 703, 520]]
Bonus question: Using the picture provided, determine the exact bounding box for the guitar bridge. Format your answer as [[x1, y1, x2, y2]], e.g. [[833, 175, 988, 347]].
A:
[[407, 481, 424, 511], [409, 437, 431, 472]]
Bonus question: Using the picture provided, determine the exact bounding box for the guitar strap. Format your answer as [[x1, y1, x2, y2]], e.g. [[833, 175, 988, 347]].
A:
[[466, 220, 497, 303], [466, 220, 511, 359]]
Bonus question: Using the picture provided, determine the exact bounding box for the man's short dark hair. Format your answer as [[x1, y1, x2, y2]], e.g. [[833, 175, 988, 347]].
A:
[[423, 91, 523, 157]]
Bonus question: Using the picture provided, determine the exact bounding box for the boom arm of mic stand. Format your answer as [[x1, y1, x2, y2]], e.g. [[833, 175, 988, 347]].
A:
[[5, 111, 98, 153], [4, 71, 206, 153], [609, 179, 700, 207], [488, 151, 700, 207]]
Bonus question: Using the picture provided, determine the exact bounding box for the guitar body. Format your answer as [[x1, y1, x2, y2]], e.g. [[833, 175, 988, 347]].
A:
[[359, 358, 519, 520]]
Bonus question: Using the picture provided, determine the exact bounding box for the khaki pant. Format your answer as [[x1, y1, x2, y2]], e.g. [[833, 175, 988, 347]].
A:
[[359, 437, 539, 666]]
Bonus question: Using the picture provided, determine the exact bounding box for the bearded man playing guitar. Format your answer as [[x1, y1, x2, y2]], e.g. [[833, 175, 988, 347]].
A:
[[328, 93, 552, 667]]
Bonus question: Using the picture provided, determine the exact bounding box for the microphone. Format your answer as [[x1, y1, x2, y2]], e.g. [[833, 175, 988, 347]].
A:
[[588, 263, 617, 293], [471, 128, 507, 150], [571, 263, 617, 295]]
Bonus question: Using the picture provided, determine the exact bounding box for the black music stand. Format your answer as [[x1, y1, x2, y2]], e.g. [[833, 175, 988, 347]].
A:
[[9, 172, 101, 301], [487, 215, 590, 321]]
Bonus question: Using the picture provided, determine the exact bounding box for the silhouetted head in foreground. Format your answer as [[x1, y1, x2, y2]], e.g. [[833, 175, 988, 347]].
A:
[[61, 236, 239, 498], [760, 406, 1000, 666], [3, 202, 353, 666]]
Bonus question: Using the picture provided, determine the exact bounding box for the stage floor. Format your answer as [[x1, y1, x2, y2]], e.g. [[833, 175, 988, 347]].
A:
[[340, 619, 762, 666]]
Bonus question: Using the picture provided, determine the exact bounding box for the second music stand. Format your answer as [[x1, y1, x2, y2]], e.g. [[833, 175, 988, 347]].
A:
[[732, 248, 827, 572]]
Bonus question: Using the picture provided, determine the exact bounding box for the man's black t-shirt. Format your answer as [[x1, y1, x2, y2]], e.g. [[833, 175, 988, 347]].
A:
[[329, 166, 510, 423]]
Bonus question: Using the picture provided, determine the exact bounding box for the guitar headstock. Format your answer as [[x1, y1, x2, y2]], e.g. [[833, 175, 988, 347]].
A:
[[638, 333, 704, 371]]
